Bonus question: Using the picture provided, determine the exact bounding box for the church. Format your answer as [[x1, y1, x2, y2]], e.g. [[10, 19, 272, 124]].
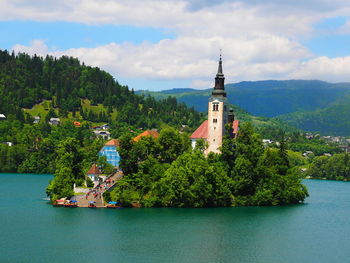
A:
[[190, 55, 239, 155]]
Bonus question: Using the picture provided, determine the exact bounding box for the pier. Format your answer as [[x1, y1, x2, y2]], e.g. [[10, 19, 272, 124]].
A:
[[71, 170, 123, 208]]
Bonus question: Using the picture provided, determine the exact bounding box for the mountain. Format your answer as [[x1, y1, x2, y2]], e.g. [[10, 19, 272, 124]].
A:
[[0, 50, 203, 130], [138, 80, 350, 116], [278, 103, 350, 136], [138, 80, 350, 135]]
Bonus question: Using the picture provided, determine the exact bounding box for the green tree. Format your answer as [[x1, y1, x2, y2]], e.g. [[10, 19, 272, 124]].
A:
[[46, 137, 84, 200]]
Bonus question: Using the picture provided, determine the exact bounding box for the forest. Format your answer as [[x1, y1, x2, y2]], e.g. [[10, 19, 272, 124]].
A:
[[0, 50, 203, 175], [306, 153, 350, 181], [0, 50, 202, 129], [104, 123, 309, 207]]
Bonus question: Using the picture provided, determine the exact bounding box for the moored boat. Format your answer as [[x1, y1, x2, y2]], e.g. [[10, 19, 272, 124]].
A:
[[53, 198, 66, 206], [106, 201, 121, 208], [64, 200, 78, 207], [88, 201, 96, 208]]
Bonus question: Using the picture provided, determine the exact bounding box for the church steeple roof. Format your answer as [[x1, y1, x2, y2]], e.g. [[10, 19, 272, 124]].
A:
[[212, 51, 226, 97], [217, 52, 223, 74]]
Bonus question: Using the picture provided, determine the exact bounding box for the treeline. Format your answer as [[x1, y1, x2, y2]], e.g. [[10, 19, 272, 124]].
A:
[[307, 153, 350, 181], [104, 123, 308, 207], [0, 50, 202, 129], [257, 126, 341, 156], [0, 119, 103, 174]]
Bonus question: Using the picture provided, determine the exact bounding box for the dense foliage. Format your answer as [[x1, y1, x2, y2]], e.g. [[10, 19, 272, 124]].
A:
[[0, 117, 103, 174], [278, 103, 350, 136], [106, 123, 308, 207], [306, 153, 350, 181], [0, 50, 202, 129]]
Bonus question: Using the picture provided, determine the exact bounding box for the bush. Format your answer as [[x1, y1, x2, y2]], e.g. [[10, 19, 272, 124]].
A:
[[86, 177, 94, 188]]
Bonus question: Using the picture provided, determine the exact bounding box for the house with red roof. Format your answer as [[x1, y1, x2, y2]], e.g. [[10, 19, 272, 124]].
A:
[[133, 130, 159, 142], [99, 139, 120, 167], [87, 163, 102, 183]]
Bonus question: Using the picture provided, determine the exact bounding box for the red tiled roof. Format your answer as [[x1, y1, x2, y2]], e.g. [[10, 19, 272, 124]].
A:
[[233, 120, 239, 135], [133, 130, 159, 142], [190, 120, 208, 139], [87, 164, 102, 175], [105, 139, 120, 147]]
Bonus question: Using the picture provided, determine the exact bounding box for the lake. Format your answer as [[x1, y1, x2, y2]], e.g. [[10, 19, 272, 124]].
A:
[[1, 174, 350, 263]]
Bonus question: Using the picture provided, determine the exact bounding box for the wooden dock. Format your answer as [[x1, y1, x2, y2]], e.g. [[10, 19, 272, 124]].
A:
[[72, 170, 123, 208]]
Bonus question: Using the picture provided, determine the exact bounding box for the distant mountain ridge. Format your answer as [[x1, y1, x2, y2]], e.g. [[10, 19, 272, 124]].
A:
[[137, 80, 350, 135]]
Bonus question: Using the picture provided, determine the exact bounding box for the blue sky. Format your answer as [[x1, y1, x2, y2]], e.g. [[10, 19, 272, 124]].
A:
[[0, 21, 174, 50], [2, 0, 350, 90]]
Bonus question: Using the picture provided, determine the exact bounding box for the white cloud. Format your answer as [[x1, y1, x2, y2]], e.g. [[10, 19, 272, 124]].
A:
[[0, 0, 341, 38], [290, 56, 350, 82], [15, 34, 350, 84], [38, 34, 307, 81], [6, 0, 350, 87], [12, 39, 49, 55]]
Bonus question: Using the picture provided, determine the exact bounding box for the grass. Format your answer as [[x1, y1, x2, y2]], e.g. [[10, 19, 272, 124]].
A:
[[23, 98, 118, 124], [23, 100, 57, 118]]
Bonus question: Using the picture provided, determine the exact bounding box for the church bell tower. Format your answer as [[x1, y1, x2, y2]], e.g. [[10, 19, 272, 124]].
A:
[[206, 53, 229, 154]]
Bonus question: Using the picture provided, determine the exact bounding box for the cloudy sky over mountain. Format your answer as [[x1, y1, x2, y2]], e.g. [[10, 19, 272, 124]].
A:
[[1, 0, 350, 90]]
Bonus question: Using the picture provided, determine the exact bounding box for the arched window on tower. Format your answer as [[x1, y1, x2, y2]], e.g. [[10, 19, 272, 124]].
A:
[[213, 104, 219, 111]]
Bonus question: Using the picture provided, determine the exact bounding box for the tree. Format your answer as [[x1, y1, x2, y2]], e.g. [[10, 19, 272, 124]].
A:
[[97, 155, 114, 175], [158, 127, 184, 163], [46, 137, 84, 200]]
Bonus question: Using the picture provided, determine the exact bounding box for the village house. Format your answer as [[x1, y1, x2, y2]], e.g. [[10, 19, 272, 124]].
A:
[[303, 151, 314, 157], [73, 121, 81, 127], [94, 130, 111, 140], [1, 142, 13, 147], [33, 116, 40, 124], [133, 130, 159, 142], [339, 145, 350, 153], [97, 131, 159, 169], [49, 118, 60, 125], [101, 124, 109, 130], [99, 139, 121, 167], [86, 163, 102, 185], [92, 124, 110, 131]]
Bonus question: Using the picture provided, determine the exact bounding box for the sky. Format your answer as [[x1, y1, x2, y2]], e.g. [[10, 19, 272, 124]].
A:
[[1, 0, 350, 91]]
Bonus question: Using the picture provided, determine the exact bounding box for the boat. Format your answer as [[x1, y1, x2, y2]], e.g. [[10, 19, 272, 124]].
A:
[[53, 198, 66, 206], [64, 200, 78, 207], [88, 201, 96, 208], [106, 201, 121, 208]]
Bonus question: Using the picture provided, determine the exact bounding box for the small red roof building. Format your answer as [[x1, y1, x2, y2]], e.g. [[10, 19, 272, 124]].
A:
[[87, 164, 102, 175], [232, 120, 239, 136], [190, 119, 239, 140], [190, 120, 208, 139], [133, 130, 159, 142], [73, 121, 81, 127], [105, 139, 120, 147]]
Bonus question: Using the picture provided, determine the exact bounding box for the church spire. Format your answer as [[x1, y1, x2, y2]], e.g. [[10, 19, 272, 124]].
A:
[[217, 49, 223, 74], [212, 51, 226, 97]]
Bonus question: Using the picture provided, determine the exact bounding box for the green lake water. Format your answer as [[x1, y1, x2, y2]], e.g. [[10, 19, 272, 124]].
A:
[[1, 174, 350, 263]]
